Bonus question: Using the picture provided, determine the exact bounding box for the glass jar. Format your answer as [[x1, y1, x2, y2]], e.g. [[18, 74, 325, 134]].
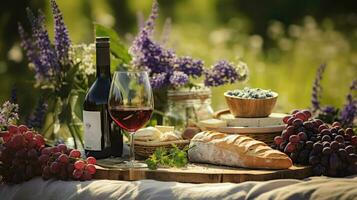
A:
[[163, 85, 213, 131]]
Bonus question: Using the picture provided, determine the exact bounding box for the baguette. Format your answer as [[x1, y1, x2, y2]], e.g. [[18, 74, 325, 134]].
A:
[[188, 131, 292, 169]]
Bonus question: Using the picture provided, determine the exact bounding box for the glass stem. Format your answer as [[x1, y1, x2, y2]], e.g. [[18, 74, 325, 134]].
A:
[[129, 132, 135, 162]]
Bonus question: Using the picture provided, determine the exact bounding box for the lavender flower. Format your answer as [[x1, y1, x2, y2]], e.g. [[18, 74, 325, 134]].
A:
[[340, 79, 357, 127], [26, 98, 48, 129], [174, 56, 204, 78], [26, 8, 60, 78], [169, 71, 189, 87], [129, 0, 176, 79], [18, 23, 45, 81], [204, 60, 243, 87], [311, 63, 326, 112], [150, 73, 168, 89], [51, 0, 71, 65], [316, 105, 340, 124]]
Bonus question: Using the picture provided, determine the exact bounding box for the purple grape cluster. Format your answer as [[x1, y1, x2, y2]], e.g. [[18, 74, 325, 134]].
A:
[[0, 125, 45, 183], [274, 110, 357, 177], [40, 145, 97, 181], [0, 125, 97, 184]]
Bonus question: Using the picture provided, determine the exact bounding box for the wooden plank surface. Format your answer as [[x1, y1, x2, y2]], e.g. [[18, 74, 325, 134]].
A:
[[94, 163, 312, 183]]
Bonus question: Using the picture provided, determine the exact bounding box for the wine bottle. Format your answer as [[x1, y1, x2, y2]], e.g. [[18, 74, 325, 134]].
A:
[[83, 37, 122, 159]]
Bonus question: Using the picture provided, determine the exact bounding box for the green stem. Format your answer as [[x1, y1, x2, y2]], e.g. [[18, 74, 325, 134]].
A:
[[67, 123, 78, 149], [72, 123, 84, 149]]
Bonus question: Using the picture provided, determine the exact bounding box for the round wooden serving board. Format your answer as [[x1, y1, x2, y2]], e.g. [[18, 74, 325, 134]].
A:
[[94, 163, 312, 183]]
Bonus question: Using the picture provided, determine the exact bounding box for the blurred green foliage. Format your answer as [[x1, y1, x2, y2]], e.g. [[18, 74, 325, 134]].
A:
[[0, 0, 356, 121]]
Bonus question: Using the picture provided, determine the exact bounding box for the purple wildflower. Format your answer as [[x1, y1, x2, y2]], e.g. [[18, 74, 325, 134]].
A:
[[129, 0, 176, 77], [26, 8, 59, 78], [169, 71, 189, 87], [150, 73, 168, 89], [51, 0, 71, 65], [26, 98, 48, 129], [340, 79, 357, 127], [311, 63, 326, 112], [204, 60, 240, 87], [174, 56, 204, 78]]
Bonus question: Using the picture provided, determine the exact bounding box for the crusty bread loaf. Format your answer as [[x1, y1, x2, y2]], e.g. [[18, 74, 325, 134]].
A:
[[188, 131, 292, 169]]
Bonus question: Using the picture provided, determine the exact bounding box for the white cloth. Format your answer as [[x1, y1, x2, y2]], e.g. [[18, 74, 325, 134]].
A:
[[1, 176, 357, 200]]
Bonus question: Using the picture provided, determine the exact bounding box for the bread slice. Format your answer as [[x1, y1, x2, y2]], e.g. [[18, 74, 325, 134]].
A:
[[188, 131, 292, 169]]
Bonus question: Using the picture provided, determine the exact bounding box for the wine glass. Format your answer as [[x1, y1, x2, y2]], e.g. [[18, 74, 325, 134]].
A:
[[108, 71, 154, 168]]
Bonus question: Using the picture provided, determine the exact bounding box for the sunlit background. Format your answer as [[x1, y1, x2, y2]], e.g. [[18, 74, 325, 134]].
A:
[[1, 0, 357, 119]]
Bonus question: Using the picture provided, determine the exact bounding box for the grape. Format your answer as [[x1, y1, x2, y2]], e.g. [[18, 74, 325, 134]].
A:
[[281, 131, 289, 141], [69, 150, 81, 158], [330, 141, 339, 152], [18, 125, 29, 133], [320, 129, 331, 136], [24, 131, 34, 141], [284, 142, 296, 153], [338, 149, 348, 161], [50, 162, 61, 174], [41, 147, 51, 155], [286, 117, 295, 125], [351, 136, 357, 146], [39, 154, 49, 164], [51, 146, 60, 153], [346, 145, 356, 154], [81, 171, 92, 181], [322, 135, 331, 142], [314, 119, 324, 127], [282, 116, 291, 124], [73, 169, 83, 180], [8, 125, 19, 134], [58, 154, 69, 164], [335, 135, 344, 143], [322, 142, 330, 148], [74, 160, 85, 170], [303, 121, 314, 130], [313, 142, 323, 154], [302, 110, 312, 119], [86, 157, 97, 165], [273, 112, 357, 178], [293, 119, 303, 127], [337, 129, 345, 135], [57, 144, 67, 153], [286, 126, 295, 135], [318, 125, 329, 133], [346, 128, 354, 136], [332, 122, 342, 128], [297, 132, 307, 141], [289, 135, 300, 143], [322, 147, 332, 155], [85, 164, 96, 175], [295, 112, 308, 121]]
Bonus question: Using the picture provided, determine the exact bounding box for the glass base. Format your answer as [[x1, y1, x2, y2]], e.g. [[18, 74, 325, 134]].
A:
[[96, 157, 147, 169]]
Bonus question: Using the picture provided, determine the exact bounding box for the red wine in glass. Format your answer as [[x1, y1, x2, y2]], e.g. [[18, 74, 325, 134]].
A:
[[110, 107, 153, 132]]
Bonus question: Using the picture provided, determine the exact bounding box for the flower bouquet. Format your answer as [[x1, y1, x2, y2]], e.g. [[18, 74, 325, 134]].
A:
[[18, 0, 96, 149]]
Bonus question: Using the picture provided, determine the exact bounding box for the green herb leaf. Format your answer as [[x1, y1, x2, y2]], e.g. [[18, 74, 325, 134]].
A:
[[145, 145, 189, 170]]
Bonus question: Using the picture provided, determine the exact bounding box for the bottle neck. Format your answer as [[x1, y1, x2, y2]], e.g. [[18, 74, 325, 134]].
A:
[[96, 46, 110, 78]]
